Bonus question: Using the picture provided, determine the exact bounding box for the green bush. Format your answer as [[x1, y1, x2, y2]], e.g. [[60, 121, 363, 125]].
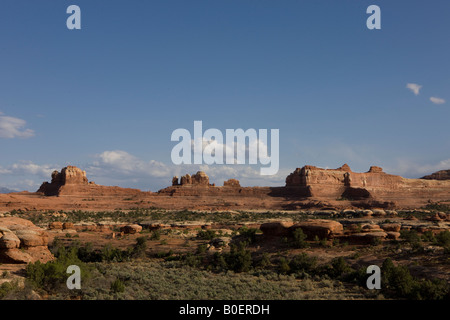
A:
[[0, 281, 19, 299], [400, 230, 422, 250], [381, 258, 449, 300], [197, 230, 217, 240], [110, 278, 125, 293], [289, 253, 317, 274], [150, 230, 161, 240], [278, 257, 291, 275], [421, 231, 436, 242], [224, 242, 252, 273], [435, 231, 450, 248], [257, 253, 271, 269], [26, 246, 91, 292], [319, 257, 352, 278], [237, 226, 260, 244], [292, 228, 308, 248], [132, 236, 147, 258]]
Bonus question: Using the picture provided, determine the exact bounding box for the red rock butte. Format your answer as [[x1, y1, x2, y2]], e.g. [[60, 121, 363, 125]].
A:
[[0, 164, 449, 211]]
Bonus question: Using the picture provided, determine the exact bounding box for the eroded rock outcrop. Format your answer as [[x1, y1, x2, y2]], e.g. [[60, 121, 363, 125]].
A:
[[284, 164, 450, 205], [38, 166, 89, 196], [37, 166, 147, 197], [422, 170, 450, 181], [0, 217, 53, 264], [223, 179, 241, 187]]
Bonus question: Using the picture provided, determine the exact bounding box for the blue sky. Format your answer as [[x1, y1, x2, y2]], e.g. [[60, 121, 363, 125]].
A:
[[0, 0, 449, 191]]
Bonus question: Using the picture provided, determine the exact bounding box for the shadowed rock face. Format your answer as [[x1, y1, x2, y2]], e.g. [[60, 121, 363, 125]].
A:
[[422, 170, 450, 181]]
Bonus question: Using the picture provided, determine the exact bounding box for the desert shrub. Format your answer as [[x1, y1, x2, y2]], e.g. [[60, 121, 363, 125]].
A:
[[150, 230, 161, 240], [182, 253, 203, 268], [421, 231, 436, 242], [196, 244, 208, 254], [237, 226, 260, 244], [155, 250, 173, 259], [400, 230, 422, 250], [110, 278, 125, 293], [197, 230, 217, 240], [206, 242, 253, 273], [0, 281, 20, 299], [76, 242, 102, 262], [210, 252, 228, 272], [289, 253, 317, 274], [26, 246, 91, 292], [381, 258, 449, 300], [319, 238, 328, 248], [292, 228, 308, 248], [319, 257, 352, 279], [101, 244, 132, 262], [132, 236, 147, 258], [278, 257, 291, 275], [224, 242, 252, 273], [257, 253, 271, 269], [435, 231, 450, 248]]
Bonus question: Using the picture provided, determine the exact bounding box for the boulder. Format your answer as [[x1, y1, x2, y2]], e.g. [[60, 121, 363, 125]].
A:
[[0, 217, 53, 264], [260, 221, 294, 238], [48, 221, 63, 230], [386, 232, 401, 240], [289, 219, 343, 240], [348, 232, 387, 244], [62, 222, 74, 230], [381, 223, 401, 232], [0, 227, 20, 249], [120, 224, 142, 234]]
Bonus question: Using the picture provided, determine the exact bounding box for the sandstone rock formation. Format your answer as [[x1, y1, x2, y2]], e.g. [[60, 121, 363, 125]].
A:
[[38, 166, 89, 196], [422, 170, 450, 180], [120, 224, 142, 234], [260, 220, 344, 240], [0, 217, 53, 264], [290, 219, 344, 240], [37, 166, 147, 197], [21, 163, 450, 210], [260, 221, 294, 238], [284, 164, 450, 205], [223, 179, 241, 187]]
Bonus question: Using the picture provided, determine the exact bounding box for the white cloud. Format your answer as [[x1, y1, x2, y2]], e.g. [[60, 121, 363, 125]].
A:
[[88, 150, 171, 179], [430, 96, 446, 105], [406, 83, 422, 96], [0, 150, 289, 192], [87, 150, 287, 190], [386, 158, 450, 178], [191, 136, 271, 164], [0, 113, 34, 138], [0, 161, 57, 177]]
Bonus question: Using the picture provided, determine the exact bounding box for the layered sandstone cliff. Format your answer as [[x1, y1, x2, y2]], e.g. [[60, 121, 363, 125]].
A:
[[37, 166, 147, 197], [285, 164, 450, 203], [32, 164, 450, 209], [422, 170, 450, 181]]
